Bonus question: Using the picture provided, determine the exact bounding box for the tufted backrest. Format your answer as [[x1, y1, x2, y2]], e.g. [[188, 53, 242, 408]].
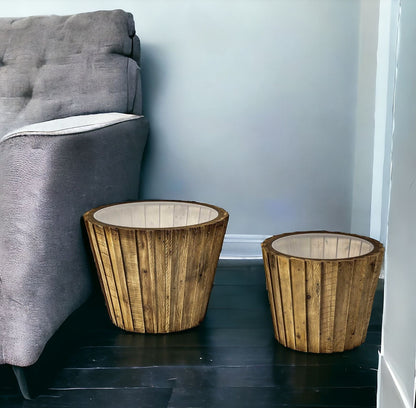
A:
[[0, 9, 142, 137]]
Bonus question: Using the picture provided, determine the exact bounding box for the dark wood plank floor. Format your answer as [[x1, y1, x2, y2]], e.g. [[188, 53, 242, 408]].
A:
[[0, 261, 383, 407]]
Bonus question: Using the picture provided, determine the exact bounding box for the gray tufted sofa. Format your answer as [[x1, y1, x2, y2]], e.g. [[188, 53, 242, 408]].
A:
[[0, 9, 148, 396]]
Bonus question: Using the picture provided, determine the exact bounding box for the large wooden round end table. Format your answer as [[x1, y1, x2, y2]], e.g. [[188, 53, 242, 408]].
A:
[[262, 231, 384, 353], [84, 200, 229, 334]]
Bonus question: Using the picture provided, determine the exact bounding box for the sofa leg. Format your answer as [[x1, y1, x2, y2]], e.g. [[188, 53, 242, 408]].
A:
[[9, 297, 98, 400], [12, 366, 35, 400]]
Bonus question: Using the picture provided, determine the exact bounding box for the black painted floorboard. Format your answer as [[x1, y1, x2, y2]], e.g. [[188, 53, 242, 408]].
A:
[[0, 261, 383, 407]]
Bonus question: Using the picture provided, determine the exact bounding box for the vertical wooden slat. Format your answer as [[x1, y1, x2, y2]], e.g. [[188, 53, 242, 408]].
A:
[[195, 226, 214, 324], [136, 230, 156, 332], [148, 230, 159, 332], [263, 251, 277, 342], [163, 229, 173, 333], [272, 253, 287, 345], [94, 224, 124, 328], [305, 260, 321, 353], [358, 253, 383, 343], [332, 260, 354, 352], [196, 222, 223, 324], [167, 229, 182, 331], [345, 258, 367, 349], [263, 249, 286, 345], [153, 230, 166, 333], [105, 227, 135, 332], [290, 258, 307, 352], [354, 255, 381, 346], [86, 223, 117, 325], [183, 227, 205, 329], [277, 255, 296, 350], [320, 261, 338, 353], [119, 229, 145, 332], [174, 229, 189, 331]]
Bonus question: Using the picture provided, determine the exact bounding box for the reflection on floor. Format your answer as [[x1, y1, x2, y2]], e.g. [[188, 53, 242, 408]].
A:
[[0, 261, 383, 407]]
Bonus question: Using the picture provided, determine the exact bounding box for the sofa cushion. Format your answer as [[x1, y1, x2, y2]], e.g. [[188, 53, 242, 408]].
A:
[[0, 9, 142, 137]]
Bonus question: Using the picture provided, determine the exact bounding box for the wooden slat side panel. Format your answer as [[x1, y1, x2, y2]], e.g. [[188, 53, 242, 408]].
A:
[[263, 250, 286, 345], [194, 226, 215, 326], [333, 260, 354, 352], [137, 230, 156, 333], [354, 255, 382, 347], [106, 227, 135, 332], [193, 225, 213, 325], [180, 228, 200, 330], [320, 261, 338, 353], [277, 255, 296, 350], [94, 224, 124, 328], [345, 258, 367, 350], [196, 221, 227, 324], [163, 229, 173, 333], [173, 229, 189, 331], [85, 221, 117, 325], [148, 230, 159, 333], [290, 258, 307, 352], [262, 251, 277, 342], [359, 252, 384, 340], [167, 230, 183, 331], [118, 229, 144, 332], [183, 228, 202, 330], [183, 227, 207, 330], [305, 260, 321, 353], [153, 230, 167, 333]]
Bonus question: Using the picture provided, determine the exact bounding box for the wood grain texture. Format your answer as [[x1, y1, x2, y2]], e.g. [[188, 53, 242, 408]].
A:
[[262, 231, 384, 353], [1, 263, 382, 406], [305, 260, 321, 353], [84, 200, 228, 333]]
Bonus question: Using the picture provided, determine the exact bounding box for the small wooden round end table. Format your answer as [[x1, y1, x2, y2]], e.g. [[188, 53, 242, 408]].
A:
[[262, 231, 384, 353], [84, 200, 229, 334]]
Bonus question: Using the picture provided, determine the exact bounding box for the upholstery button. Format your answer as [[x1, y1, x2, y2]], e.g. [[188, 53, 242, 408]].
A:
[[36, 58, 45, 68], [23, 87, 33, 99]]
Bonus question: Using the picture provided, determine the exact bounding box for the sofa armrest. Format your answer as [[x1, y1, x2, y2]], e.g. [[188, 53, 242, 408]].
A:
[[1, 112, 143, 142], [0, 113, 148, 367]]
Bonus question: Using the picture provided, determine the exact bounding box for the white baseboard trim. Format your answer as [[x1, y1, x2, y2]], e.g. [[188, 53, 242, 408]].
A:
[[377, 353, 415, 408], [220, 234, 269, 260]]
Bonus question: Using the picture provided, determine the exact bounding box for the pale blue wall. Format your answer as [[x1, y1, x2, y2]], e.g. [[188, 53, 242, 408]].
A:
[[1, 0, 362, 235]]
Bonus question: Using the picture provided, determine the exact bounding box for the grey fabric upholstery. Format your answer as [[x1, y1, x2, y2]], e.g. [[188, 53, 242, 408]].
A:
[[0, 10, 148, 368]]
